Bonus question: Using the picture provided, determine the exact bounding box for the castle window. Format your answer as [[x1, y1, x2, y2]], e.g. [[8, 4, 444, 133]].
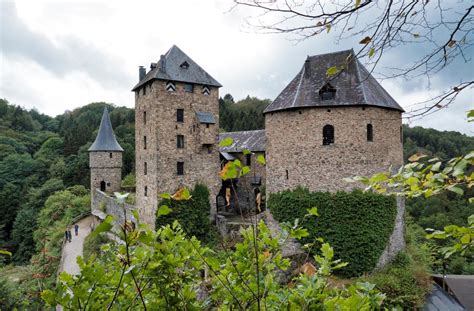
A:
[[143, 111, 147, 124], [246, 154, 251, 166], [144, 162, 147, 175], [177, 161, 184, 175], [202, 85, 210, 96], [109, 153, 113, 158], [100, 181, 106, 192], [206, 123, 209, 128], [144, 186, 148, 197], [184, 83, 194, 93], [319, 83, 336, 101], [144, 136, 147, 150], [323, 124, 334, 145], [142, 85, 146, 96], [177, 135, 184, 149], [177, 109, 184, 122], [166, 81, 176, 92], [286, 170, 289, 180], [367, 124, 373, 142], [180, 61, 189, 69]]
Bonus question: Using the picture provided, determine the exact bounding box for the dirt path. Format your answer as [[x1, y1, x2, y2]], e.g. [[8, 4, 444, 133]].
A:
[[58, 215, 95, 276]]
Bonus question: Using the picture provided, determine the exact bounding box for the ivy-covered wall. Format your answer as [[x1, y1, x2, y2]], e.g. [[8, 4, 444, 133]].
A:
[[268, 188, 397, 277], [155, 184, 216, 244]]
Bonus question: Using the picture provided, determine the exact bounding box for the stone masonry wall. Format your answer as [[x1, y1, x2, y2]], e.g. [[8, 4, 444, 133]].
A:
[[265, 106, 405, 267], [135, 80, 221, 226], [91, 189, 135, 228], [265, 106, 403, 194], [89, 151, 123, 201]]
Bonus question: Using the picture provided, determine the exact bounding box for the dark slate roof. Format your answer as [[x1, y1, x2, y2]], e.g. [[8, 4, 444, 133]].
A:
[[88, 108, 124, 152], [423, 284, 465, 311], [433, 274, 474, 310], [132, 45, 222, 91], [219, 130, 265, 153], [196, 111, 216, 124], [264, 49, 404, 113]]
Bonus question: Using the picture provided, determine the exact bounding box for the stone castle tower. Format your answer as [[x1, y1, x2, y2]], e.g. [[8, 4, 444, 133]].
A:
[[132, 45, 222, 226], [264, 49, 404, 195], [88, 107, 124, 197]]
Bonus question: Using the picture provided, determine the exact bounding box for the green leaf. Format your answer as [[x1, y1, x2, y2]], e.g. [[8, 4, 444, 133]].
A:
[[460, 234, 471, 244], [321, 243, 334, 260], [290, 227, 309, 239], [447, 186, 464, 195], [233, 159, 242, 167], [306, 207, 319, 217], [157, 205, 171, 217], [468, 214, 474, 225], [114, 192, 129, 204], [326, 23, 331, 33], [243, 149, 252, 155], [241, 166, 250, 176], [326, 66, 340, 77], [257, 154, 266, 165], [368, 47, 375, 58], [408, 152, 427, 162], [219, 137, 233, 147], [0, 250, 12, 257], [90, 215, 113, 239], [160, 193, 171, 199], [467, 109, 474, 121], [355, 0, 361, 8], [431, 161, 441, 172]]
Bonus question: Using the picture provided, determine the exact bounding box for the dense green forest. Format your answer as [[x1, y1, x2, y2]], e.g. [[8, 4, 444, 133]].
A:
[[0, 95, 472, 307]]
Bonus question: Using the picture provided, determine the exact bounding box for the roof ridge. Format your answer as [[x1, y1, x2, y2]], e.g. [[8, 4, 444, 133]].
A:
[[307, 49, 353, 59], [291, 66, 305, 108], [220, 129, 265, 134], [354, 58, 369, 104]]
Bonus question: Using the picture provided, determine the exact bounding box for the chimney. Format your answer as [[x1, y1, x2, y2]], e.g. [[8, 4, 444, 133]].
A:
[[304, 56, 311, 78], [159, 55, 166, 73], [150, 62, 157, 70], [139, 66, 146, 81]]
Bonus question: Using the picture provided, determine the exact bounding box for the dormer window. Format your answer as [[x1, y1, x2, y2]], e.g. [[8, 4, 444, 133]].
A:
[[180, 61, 189, 69], [319, 83, 336, 101], [202, 85, 210, 96], [166, 81, 176, 92]]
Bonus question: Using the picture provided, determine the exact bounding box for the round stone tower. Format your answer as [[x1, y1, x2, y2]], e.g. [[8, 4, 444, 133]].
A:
[[88, 107, 124, 196]]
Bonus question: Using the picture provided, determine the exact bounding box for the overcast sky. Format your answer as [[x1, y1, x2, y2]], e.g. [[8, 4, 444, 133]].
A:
[[0, 0, 472, 134]]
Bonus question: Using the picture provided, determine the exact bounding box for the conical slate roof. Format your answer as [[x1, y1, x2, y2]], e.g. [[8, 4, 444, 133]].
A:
[[88, 108, 124, 152], [264, 49, 404, 113], [132, 45, 222, 91]]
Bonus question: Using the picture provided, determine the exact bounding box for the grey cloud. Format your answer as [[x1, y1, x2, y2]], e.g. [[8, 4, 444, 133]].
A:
[[0, 2, 132, 89]]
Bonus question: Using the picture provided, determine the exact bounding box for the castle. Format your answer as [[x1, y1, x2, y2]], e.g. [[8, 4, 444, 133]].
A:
[[89, 46, 405, 259]]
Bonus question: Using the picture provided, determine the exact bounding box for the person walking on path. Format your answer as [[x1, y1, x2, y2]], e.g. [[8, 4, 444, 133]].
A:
[[68, 228, 72, 242], [74, 224, 79, 236], [64, 230, 69, 242]]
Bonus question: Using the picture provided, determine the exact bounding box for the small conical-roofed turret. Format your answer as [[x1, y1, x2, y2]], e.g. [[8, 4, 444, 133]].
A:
[[88, 107, 124, 152]]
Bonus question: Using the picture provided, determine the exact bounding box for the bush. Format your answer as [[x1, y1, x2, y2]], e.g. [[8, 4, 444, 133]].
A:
[[268, 188, 397, 277], [83, 232, 108, 261], [155, 184, 217, 244]]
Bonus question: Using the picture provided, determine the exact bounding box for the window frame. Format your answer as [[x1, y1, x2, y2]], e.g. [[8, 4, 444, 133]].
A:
[[322, 124, 335, 145], [367, 124, 373, 142], [177, 161, 184, 175], [177, 135, 185, 149], [184, 83, 194, 93], [177, 109, 184, 123]]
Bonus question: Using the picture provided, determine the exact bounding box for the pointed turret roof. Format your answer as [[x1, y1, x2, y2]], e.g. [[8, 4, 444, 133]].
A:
[[88, 107, 124, 152], [264, 49, 404, 113], [132, 45, 222, 91]]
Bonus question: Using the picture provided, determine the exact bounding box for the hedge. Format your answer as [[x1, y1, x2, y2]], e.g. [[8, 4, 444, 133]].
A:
[[155, 184, 216, 244], [268, 187, 397, 277]]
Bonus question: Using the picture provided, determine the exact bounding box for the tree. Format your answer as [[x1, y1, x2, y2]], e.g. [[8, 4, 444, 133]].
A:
[[233, 0, 473, 120]]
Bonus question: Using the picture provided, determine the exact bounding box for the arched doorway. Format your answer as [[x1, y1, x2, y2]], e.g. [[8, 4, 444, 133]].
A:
[[100, 181, 106, 191]]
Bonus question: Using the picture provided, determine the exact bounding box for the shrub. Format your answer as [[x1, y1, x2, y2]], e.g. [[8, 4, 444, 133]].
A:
[[83, 232, 108, 261], [268, 188, 397, 277], [155, 184, 217, 244]]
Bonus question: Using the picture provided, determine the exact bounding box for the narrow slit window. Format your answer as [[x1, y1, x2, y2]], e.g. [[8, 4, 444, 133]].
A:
[[177, 109, 184, 122], [323, 124, 335, 145], [177, 162, 184, 175], [109, 153, 113, 158], [367, 124, 373, 142], [400, 126, 403, 143], [144, 162, 147, 175], [177, 135, 184, 149], [144, 136, 147, 150], [246, 154, 251, 166], [143, 111, 147, 124], [285, 170, 289, 180], [144, 186, 148, 197]]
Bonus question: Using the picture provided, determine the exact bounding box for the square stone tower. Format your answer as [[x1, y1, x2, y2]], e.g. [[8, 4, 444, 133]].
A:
[[132, 45, 222, 226]]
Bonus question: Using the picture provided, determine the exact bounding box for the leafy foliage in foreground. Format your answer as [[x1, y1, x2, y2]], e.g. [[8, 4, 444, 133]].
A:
[[42, 202, 385, 310], [156, 184, 217, 244], [268, 188, 397, 277]]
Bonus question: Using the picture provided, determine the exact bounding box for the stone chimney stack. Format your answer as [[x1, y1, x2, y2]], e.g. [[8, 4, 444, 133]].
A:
[[304, 56, 311, 78], [159, 55, 166, 73], [139, 66, 146, 81]]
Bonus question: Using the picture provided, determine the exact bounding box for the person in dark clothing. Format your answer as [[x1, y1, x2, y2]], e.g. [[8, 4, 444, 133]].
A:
[[65, 230, 69, 242], [74, 224, 79, 236], [68, 229, 72, 242]]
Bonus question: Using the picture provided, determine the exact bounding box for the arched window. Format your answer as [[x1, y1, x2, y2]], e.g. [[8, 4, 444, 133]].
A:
[[100, 181, 106, 192], [319, 83, 336, 101], [367, 124, 373, 142], [323, 125, 334, 145]]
